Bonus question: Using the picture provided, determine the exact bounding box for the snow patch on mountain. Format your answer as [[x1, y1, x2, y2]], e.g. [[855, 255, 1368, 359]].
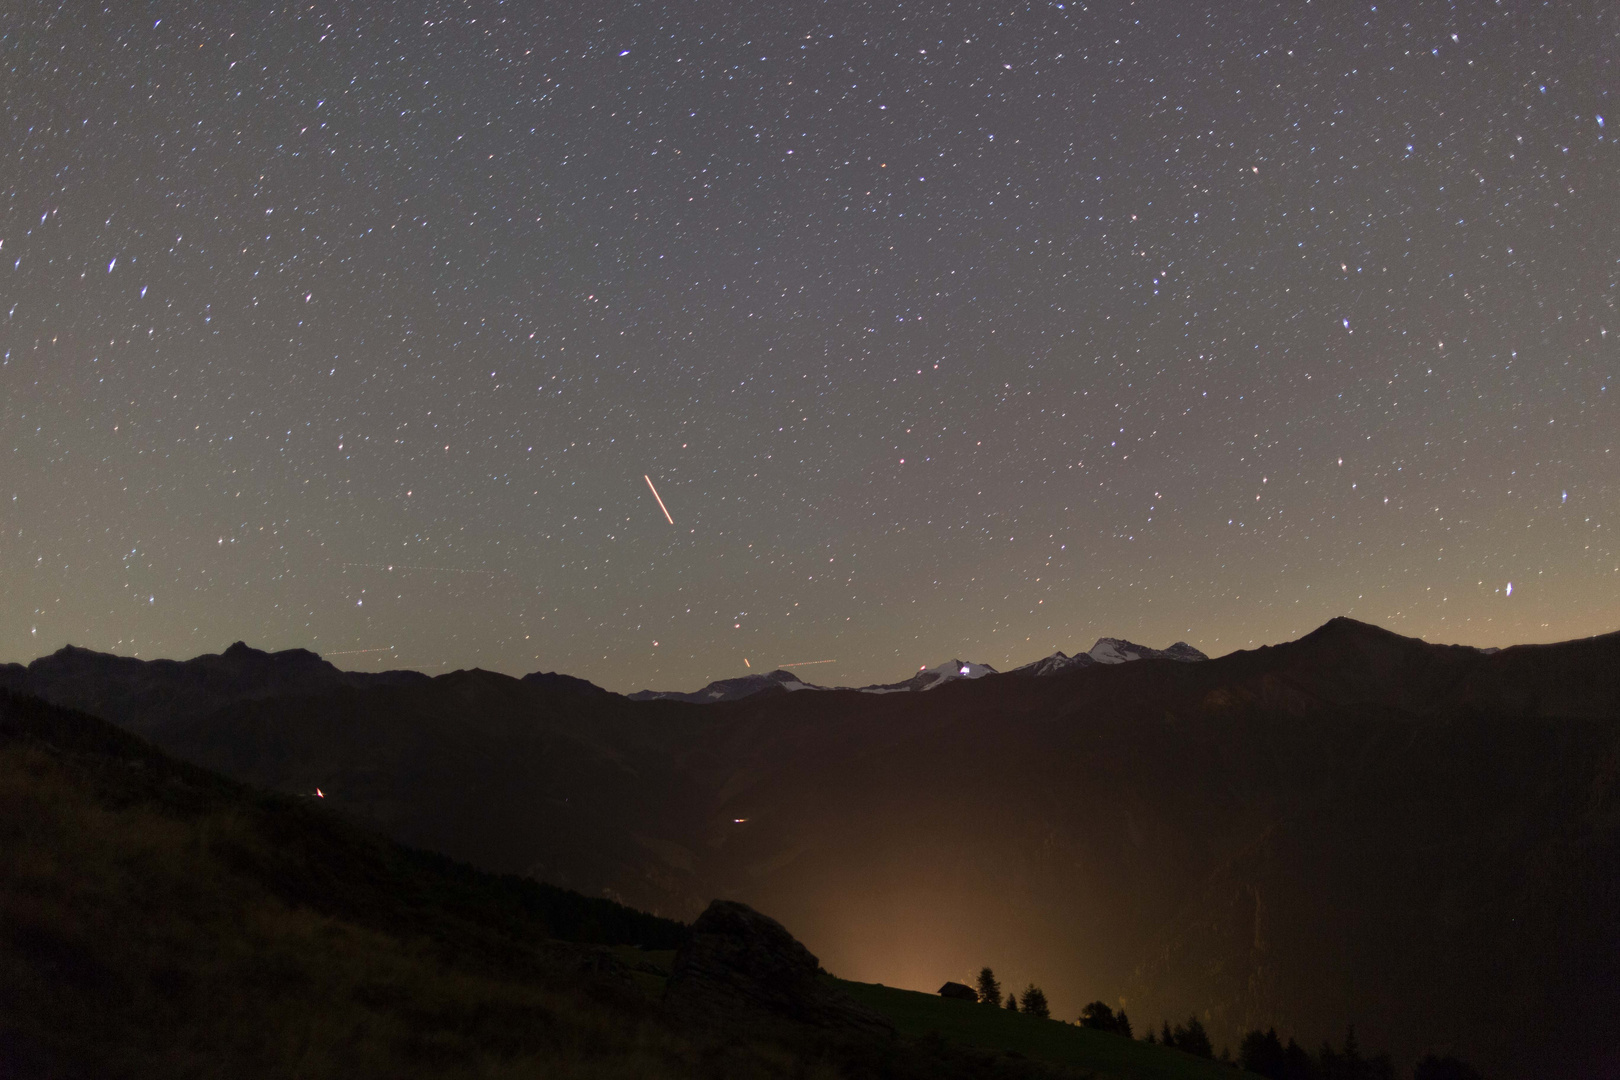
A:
[[630, 668, 819, 704], [1010, 650, 1097, 677], [627, 638, 1206, 704], [853, 659, 998, 694], [1087, 638, 1208, 665]]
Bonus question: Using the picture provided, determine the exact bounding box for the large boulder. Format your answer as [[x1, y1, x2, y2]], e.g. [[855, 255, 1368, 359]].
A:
[[665, 900, 894, 1036]]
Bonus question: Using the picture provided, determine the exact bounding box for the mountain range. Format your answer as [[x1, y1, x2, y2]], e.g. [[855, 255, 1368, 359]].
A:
[[3, 617, 1617, 1078], [627, 638, 1208, 702]]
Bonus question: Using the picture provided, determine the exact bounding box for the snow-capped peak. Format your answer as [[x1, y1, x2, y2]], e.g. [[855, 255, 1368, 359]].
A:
[[1010, 650, 1096, 677], [852, 658, 999, 694], [1087, 638, 1208, 665], [937, 659, 996, 680], [630, 668, 824, 704], [629, 639, 1206, 705]]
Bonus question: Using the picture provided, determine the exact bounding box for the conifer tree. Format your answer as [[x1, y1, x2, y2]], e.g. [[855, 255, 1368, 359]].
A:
[[1283, 1038, 1314, 1079], [1005, 991, 1018, 1011], [1019, 984, 1050, 1019], [1413, 1054, 1483, 1080], [1344, 1025, 1363, 1078], [1178, 1016, 1214, 1059], [975, 966, 1001, 1007], [1080, 1001, 1117, 1031], [1239, 1027, 1285, 1077]]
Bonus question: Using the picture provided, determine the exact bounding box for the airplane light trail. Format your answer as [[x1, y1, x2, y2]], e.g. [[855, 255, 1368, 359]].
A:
[[644, 474, 674, 524], [778, 660, 836, 668]]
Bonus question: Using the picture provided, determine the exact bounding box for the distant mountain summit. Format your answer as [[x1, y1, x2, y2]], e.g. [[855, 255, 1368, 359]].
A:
[[521, 670, 613, 698], [1012, 637, 1206, 677], [852, 658, 1000, 694], [631, 658, 1005, 703], [607, 639, 1209, 705], [0, 641, 426, 736], [1086, 638, 1208, 665], [630, 668, 819, 703], [1009, 650, 1096, 677]]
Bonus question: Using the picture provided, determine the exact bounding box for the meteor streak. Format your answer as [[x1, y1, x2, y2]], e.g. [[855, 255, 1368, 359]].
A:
[[644, 474, 674, 524], [340, 562, 499, 576], [778, 659, 836, 668]]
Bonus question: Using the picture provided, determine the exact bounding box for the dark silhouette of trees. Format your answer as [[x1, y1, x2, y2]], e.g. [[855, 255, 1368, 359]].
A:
[[1412, 1054, 1483, 1080], [1239, 1028, 1320, 1080], [975, 966, 1001, 1007], [1235, 1025, 1398, 1080], [1240, 1028, 1286, 1077], [1319, 1027, 1394, 1080], [1180, 1016, 1214, 1058], [1160, 1016, 1214, 1058], [1282, 1039, 1315, 1080], [1004, 991, 1019, 1011], [1018, 984, 1050, 1019], [1079, 1001, 1133, 1037], [1079, 1001, 1114, 1030]]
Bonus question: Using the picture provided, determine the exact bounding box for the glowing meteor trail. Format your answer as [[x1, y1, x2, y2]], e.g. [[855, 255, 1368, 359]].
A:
[[644, 474, 674, 524], [778, 659, 836, 668], [339, 562, 499, 576]]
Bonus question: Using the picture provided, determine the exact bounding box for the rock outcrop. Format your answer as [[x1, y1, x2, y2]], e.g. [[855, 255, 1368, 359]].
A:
[[664, 900, 894, 1036]]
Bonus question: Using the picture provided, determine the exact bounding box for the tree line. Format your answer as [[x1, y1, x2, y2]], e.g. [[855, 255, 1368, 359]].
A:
[[1235, 1029, 1482, 1080], [966, 968, 1483, 1079], [973, 966, 1051, 1018]]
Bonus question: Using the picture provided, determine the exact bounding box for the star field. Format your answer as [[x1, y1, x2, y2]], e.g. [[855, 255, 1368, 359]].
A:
[[3, 0, 1615, 689]]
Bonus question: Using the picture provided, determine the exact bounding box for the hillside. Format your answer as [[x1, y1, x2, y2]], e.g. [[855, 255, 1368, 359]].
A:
[[1, 689, 1268, 1079], [6, 618, 1619, 1076], [0, 690, 691, 1077], [834, 981, 1246, 1080]]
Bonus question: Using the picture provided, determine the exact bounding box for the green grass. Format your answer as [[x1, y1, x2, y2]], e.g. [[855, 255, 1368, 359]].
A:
[[833, 980, 1257, 1080]]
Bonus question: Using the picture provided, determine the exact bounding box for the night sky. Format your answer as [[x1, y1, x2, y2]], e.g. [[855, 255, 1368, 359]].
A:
[[4, 1, 1614, 691]]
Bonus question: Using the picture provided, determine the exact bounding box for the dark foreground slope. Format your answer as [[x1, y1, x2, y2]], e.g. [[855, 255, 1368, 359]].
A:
[[8, 619, 1620, 1077], [6, 690, 1237, 1080], [0, 691, 695, 1077]]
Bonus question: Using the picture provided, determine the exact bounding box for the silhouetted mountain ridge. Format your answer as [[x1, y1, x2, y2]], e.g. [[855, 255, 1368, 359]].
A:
[[633, 637, 1207, 702], [0, 641, 428, 736], [630, 668, 816, 703], [3, 617, 1617, 1078]]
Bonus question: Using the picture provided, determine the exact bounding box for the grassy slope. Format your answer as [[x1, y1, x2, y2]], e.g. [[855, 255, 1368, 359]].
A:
[[0, 692, 715, 1079], [2, 689, 1256, 1079], [834, 981, 1256, 1080]]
